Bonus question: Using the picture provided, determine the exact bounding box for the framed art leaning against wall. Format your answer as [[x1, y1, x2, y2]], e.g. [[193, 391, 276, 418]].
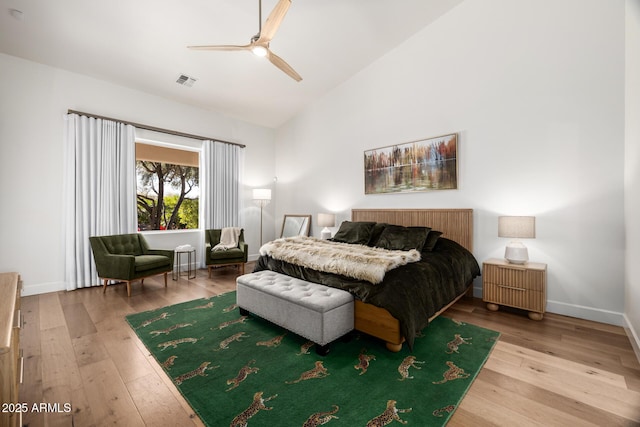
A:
[[364, 133, 458, 195]]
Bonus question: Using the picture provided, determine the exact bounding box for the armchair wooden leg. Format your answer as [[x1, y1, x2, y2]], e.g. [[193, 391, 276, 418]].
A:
[[208, 266, 212, 279], [164, 272, 168, 287], [241, 263, 245, 275], [103, 279, 108, 293], [126, 281, 132, 297]]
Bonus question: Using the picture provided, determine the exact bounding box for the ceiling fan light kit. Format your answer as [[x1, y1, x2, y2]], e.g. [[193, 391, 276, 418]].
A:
[[252, 46, 268, 57], [188, 0, 302, 82]]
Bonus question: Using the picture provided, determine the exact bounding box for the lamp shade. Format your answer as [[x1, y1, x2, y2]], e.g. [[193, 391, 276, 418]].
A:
[[318, 213, 336, 228], [498, 216, 535, 239], [252, 188, 271, 201]]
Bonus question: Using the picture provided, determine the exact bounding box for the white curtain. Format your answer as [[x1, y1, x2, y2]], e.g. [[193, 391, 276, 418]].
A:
[[63, 114, 137, 290], [200, 140, 243, 265]]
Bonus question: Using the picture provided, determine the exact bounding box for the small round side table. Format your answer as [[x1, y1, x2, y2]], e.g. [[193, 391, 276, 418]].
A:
[[173, 248, 196, 280]]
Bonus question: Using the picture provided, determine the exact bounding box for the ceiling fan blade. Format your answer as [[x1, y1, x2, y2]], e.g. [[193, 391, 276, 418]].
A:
[[266, 49, 302, 82], [187, 44, 252, 51], [257, 0, 291, 44]]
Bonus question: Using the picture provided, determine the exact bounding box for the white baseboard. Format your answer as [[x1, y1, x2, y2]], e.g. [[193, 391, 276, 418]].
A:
[[21, 281, 67, 296], [623, 314, 640, 364], [545, 300, 625, 326], [472, 286, 625, 326]]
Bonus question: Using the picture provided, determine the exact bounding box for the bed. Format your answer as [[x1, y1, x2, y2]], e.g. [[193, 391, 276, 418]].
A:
[[253, 208, 480, 351]]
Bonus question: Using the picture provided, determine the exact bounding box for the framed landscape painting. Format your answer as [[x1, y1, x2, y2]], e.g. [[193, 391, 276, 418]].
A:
[[364, 133, 458, 194]]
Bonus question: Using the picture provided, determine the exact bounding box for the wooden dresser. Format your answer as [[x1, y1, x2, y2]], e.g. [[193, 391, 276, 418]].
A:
[[0, 273, 22, 427]]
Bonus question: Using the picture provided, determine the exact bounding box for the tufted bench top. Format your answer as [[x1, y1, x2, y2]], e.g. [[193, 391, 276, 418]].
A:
[[237, 270, 353, 313]]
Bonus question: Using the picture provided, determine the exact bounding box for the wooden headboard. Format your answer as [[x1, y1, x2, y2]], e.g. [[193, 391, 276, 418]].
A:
[[351, 208, 473, 252]]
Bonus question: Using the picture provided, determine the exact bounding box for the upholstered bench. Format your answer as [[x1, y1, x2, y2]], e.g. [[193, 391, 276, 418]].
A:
[[236, 270, 354, 355]]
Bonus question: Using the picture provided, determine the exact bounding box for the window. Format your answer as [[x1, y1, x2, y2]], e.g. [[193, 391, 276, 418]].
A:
[[136, 142, 199, 230]]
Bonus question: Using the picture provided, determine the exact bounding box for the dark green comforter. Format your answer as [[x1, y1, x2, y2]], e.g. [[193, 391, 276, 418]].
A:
[[253, 237, 480, 349]]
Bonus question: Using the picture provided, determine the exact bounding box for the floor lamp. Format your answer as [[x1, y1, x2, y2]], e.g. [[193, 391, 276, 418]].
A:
[[253, 189, 271, 246]]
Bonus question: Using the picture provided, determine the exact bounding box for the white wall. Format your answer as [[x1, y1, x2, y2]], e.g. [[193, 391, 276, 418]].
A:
[[0, 53, 276, 296], [275, 0, 626, 325], [625, 0, 640, 354]]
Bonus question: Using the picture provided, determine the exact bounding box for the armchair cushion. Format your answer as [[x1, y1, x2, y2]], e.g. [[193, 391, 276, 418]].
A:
[[135, 255, 172, 272], [208, 248, 245, 261]]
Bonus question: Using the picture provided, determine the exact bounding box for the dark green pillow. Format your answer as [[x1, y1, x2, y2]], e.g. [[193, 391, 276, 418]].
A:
[[367, 222, 388, 246], [375, 225, 430, 251], [422, 230, 443, 252], [331, 221, 376, 245]]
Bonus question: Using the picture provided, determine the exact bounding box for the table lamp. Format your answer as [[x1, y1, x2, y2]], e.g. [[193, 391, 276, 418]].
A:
[[498, 216, 535, 264], [318, 213, 336, 240]]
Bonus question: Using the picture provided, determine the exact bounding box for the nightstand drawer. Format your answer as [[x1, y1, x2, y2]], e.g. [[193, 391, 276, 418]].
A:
[[483, 264, 545, 291], [483, 282, 545, 312]]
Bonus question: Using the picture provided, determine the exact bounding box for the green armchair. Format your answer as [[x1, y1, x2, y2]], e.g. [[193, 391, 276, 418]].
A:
[[89, 233, 174, 297], [205, 228, 248, 278]]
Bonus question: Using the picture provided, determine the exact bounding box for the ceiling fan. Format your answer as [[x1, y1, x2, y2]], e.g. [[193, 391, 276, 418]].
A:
[[188, 0, 302, 82]]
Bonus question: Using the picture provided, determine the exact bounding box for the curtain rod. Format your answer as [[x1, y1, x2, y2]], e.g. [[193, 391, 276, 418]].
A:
[[67, 109, 246, 148]]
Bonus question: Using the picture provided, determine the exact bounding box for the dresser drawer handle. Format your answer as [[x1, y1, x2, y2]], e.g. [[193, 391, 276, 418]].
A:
[[497, 284, 526, 291], [14, 309, 21, 329], [19, 352, 24, 384]]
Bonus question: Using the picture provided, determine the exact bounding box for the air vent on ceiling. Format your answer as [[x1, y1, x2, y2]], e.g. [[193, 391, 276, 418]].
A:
[[176, 74, 197, 87]]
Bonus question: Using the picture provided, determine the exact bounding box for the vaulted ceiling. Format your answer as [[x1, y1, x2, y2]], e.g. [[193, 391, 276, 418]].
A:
[[0, 0, 463, 128]]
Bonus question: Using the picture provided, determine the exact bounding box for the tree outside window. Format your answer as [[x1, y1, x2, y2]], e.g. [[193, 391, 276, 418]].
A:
[[136, 143, 199, 230]]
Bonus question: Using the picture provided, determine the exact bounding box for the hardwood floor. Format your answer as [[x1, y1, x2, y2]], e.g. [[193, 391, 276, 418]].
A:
[[17, 264, 640, 426]]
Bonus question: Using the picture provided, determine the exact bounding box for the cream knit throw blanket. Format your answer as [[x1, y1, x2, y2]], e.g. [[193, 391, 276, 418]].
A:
[[259, 236, 421, 284], [213, 227, 242, 251]]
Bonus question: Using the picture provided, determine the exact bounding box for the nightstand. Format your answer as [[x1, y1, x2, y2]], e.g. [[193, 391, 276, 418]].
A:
[[482, 258, 547, 320]]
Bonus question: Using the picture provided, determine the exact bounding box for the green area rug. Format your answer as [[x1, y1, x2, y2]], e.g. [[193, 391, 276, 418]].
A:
[[126, 292, 499, 426]]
